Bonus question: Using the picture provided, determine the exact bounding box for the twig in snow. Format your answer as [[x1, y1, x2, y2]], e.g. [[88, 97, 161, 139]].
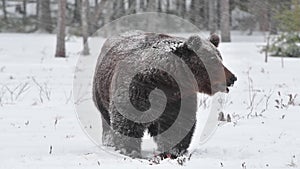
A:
[[287, 155, 297, 168], [49, 145, 53, 154], [242, 162, 247, 169], [54, 117, 58, 128], [64, 90, 73, 104], [15, 82, 30, 101], [0, 85, 7, 106], [25, 120, 29, 126], [0, 66, 5, 72], [246, 68, 257, 117], [32, 77, 51, 103], [3, 82, 30, 103], [74, 85, 91, 105]]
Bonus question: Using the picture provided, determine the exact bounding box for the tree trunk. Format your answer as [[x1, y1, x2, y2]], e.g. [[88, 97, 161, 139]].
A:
[[176, 0, 180, 11], [269, 4, 278, 35], [203, 0, 209, 29], [220, 0, 231, 42], [74, 0, 82, 24], [190, 0, 202, 28], [35, 0, 39, 30], [55, 0, 66, 58], [39, 0, 53, 33], [166, 0, 171, 13], [249, 0, 269, 32], [1, 0, 7, 22], [265, 35, 270, 63], [259, 4, 269, 32], [128, 0, 136, 14], [82, 0, 90, 55], [91, 0, 108, 29], [23, 0, 27, 25], [140, 0, 145, 12], [112, 1, 117, 19], [177, 0, 186, 18], [119, 0, 125, 17], [147, 0, 156, 12], [209, 0, 217, 34], [104, 1, 113, 24], [157, 0, 162, 12], [112, 0, 125, 19]]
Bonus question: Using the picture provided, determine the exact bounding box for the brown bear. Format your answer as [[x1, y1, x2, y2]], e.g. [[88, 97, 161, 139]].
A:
[[92, 31, 237, 159]]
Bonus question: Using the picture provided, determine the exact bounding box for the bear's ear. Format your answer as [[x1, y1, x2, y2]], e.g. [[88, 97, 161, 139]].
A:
[[185, 35, 203, 52], [209, 33, 220, 48]]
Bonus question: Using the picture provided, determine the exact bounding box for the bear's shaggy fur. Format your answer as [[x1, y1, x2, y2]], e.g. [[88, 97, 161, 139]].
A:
[[93, 31, 236, 158]]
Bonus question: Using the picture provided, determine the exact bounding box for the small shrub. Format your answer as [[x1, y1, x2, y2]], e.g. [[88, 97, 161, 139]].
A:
[[268, 33, 300, 58]]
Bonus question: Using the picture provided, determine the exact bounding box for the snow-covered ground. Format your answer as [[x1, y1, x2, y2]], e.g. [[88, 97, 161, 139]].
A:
[[0, 32, 299, 169]]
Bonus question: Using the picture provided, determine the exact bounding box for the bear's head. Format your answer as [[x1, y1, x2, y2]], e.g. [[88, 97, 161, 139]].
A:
[[181, 34, 237, 95]]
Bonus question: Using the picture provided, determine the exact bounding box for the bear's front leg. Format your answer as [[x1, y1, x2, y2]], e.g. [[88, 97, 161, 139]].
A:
[[110, 106, 145, 158], [170, 123, 196, 158], [154, 123, 196, 159], [152, 95, 197, 159]]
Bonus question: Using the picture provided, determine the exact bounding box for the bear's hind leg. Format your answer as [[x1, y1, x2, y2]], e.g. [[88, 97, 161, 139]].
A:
[[170, 123, 196, 157], [110, 108, 145, 158]]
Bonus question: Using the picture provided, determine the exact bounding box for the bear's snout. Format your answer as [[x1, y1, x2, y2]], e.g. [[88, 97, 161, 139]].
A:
[[209, 69, 237, 94], [224, 72, 237, 93], [227, 75, 237, 87]]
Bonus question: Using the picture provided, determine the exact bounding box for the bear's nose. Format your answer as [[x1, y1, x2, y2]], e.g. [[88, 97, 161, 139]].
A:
[[231, 76, 237, 83], [227, 76, 237, 86]]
